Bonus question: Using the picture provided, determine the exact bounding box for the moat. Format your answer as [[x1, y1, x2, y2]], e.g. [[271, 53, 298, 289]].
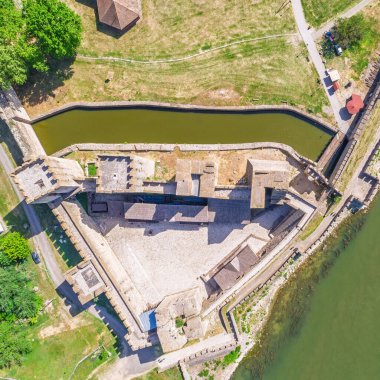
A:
[[32, 108, 334, 160]]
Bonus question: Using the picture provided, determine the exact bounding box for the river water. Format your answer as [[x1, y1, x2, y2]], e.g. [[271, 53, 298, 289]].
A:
[[234, 198, 380, 380], [32, 108, 333, 160]]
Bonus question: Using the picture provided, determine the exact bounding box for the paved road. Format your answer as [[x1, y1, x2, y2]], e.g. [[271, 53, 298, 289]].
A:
[[291, 0, 350, 134], [312, 0, 375, 40]]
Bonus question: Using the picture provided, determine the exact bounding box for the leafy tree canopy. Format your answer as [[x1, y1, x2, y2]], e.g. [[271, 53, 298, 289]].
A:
[[0, 321, 32, 368], [0, 232, 30, 262], [335, 14, 375, 50], [24, 0, 82, 60], [0, 0, 82, 89], [0, 266, 42, 321]]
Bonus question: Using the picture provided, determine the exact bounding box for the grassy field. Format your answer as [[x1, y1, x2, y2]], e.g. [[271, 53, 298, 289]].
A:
[[301, 0, 361, 27], [19, 0, 329, 120], [299, 212, 324, 240], [134, 367, 183, 380], [4, 313, 117, 380], [338, 104, 380, 191], [322, 1, 380, 79]]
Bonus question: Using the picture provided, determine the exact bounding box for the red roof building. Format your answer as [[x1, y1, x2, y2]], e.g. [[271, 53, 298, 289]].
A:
[[346, 94, 364, 115]]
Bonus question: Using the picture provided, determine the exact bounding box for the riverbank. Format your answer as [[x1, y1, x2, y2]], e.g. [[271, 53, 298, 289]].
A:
[[231, 205, 368, 379]]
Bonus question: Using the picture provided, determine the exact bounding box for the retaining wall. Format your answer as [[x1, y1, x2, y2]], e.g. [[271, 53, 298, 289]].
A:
[[53, 141, 316, 167], [330, 76, 380, 185]]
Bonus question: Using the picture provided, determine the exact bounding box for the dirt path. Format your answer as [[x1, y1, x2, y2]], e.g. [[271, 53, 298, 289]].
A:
[[78, 33, 297, 64]]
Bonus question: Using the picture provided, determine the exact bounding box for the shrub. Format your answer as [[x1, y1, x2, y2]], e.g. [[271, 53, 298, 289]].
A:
[[223, 346, 241, 366], [0, 232, 30, 262], [0, 266, 42, 321], [175, 317, 185, 328], [0, 321, 32, 368]]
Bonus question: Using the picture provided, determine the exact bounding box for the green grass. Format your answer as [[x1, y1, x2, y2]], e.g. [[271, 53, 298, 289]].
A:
[[134, 366, 183, 380], [21, 0, 329, 120], [299, 212, 324, 240], [175, 317, 185, 328], [87, 162, 97, 177], [4, 315, 117, 380], [338, 105, 380, 191], [301, 0, 361, 27], [223, 346, 241, 366], [323, 11, 380, 78], [0, 155, 28, 233]]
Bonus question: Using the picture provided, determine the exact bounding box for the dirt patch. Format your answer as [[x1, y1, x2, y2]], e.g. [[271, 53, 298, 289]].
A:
[[39, 307, 91, 339]]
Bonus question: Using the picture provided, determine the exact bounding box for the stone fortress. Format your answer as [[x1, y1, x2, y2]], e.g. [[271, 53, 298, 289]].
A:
[[13, 147, 322, 354]]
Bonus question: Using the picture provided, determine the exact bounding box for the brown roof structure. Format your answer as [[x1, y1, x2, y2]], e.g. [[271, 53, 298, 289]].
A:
[[97, 0, 141, 30], [175, 159, 217, 198], [213, 244, 260, 291], [124, 202, 209, 224], [248, 159, 290, 209]]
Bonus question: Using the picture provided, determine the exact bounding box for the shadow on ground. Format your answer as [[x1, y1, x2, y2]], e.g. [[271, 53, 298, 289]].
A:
[[0, 119, 24, 165], [16, 59, 75, 108]]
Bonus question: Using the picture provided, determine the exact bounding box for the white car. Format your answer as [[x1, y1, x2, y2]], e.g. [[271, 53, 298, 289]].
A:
[[0, 222, 4, 235]]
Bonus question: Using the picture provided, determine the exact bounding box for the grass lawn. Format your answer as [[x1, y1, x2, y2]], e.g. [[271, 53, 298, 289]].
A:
[[301, 0, 361, 27], [337, 104, 380, 191], [322, 2, 380, 77], [134, 367, 183, 380], [299, 212, 324, 240], [19, 0, 329, 120], [4, 314, 117, 380], [0, 149, 28, 232]]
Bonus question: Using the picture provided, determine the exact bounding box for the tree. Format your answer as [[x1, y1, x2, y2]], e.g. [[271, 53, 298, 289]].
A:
[[0, 321, 32, 368], [0, 0, 82, 89], [334, 14, 369, 50], [0, 232, 30, 262], [0, 266, 42, 321], [0, 46, 28, 89], [24, 0, 82, 61]]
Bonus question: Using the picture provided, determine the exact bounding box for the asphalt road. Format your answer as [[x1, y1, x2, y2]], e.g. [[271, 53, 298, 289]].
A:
[[291, 0, 349, 134], [312, 0, 375, 40]]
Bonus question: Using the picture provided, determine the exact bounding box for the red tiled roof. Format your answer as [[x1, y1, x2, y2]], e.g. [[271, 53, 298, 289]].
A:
[[346, 94, 364, 115]]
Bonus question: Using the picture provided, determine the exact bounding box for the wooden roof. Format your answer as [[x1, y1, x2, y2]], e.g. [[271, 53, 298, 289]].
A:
[[124, 202, 209, 224], [213, 244, 259, 291], [96, 0, 140, 30]]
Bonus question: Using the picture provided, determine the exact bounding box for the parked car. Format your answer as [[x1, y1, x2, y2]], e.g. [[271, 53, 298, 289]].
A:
[[31, 251, 41, 264], [325, 31, 335, 42], [334, 44, 343, 56], [0, 222, 4, 235]]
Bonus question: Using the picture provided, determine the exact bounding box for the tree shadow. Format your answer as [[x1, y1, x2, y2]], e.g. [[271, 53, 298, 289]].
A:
[[16, 58, 75, 108], [76, 0, 138, 39]]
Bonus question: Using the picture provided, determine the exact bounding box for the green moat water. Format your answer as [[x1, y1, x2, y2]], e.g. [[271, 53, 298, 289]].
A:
[[234, 198, 380, 380], [33, 108, 333, 159]]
